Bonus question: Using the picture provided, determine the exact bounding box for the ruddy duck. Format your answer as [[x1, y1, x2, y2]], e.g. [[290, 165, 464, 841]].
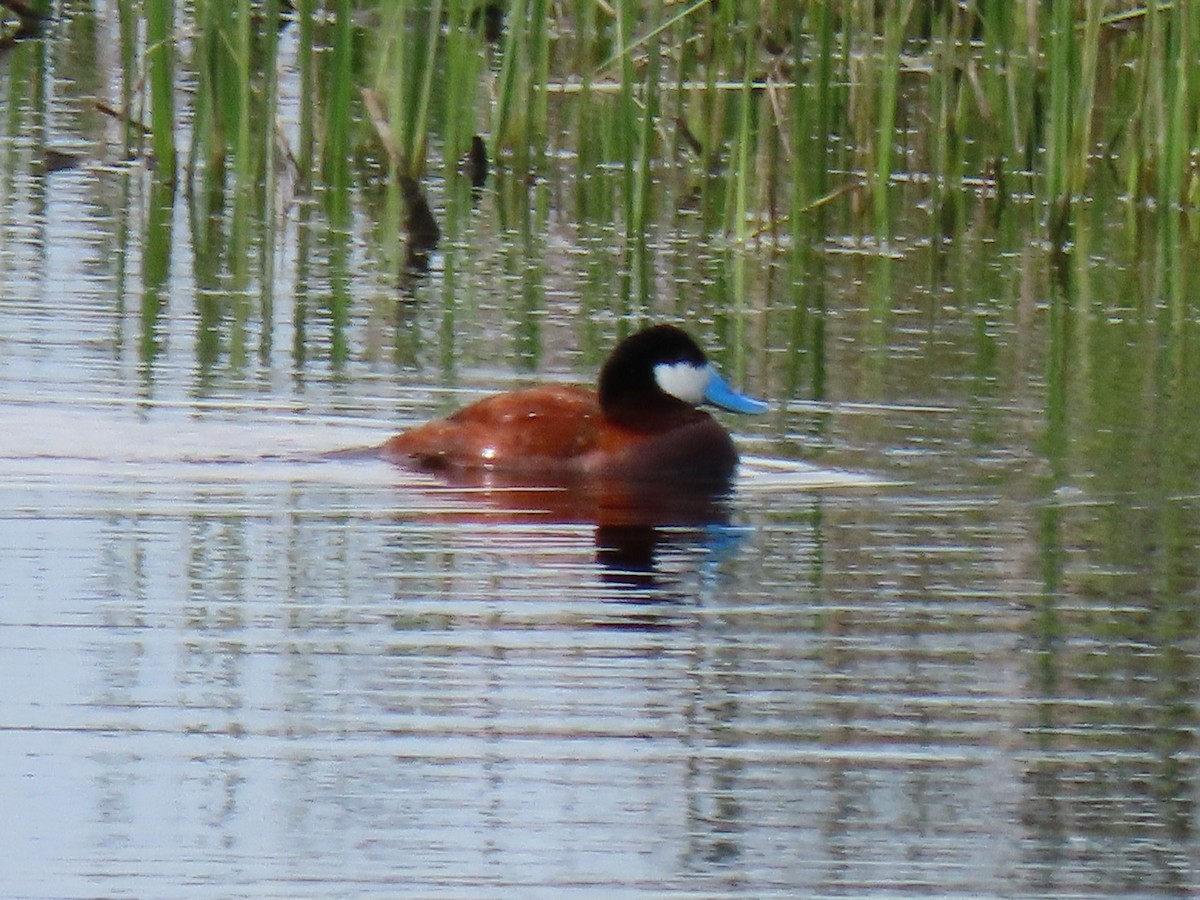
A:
[[381, 324, 767, 483]]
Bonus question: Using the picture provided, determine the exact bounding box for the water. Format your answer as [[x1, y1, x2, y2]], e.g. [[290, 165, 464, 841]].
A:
[[4, 11, 1200, 900]]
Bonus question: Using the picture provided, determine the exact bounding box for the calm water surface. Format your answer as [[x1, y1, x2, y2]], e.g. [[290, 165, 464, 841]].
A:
[[4, 12, 1200, 900]]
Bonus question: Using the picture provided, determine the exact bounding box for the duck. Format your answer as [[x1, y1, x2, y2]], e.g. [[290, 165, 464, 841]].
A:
[[381, 324, 767, 483]]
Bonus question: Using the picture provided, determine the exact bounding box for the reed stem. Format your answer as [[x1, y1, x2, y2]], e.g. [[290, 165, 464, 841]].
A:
[[324, 0, 354, 197], [145, 0, 175, 184]]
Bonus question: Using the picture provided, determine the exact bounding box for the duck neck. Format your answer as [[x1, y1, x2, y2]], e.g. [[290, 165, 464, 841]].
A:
[[602, 397, 706, 432]]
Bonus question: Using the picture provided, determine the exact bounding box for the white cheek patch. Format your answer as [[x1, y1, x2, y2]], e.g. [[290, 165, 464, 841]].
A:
[[654, 362, 710, 405]]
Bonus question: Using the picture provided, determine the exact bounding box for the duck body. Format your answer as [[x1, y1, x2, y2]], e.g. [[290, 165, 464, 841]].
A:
[[381, 383, 739, 481], [381, 325, 765, 484]]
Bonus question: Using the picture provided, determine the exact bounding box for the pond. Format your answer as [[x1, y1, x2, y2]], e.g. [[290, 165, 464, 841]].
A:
[[3, 5, 1200, 899]]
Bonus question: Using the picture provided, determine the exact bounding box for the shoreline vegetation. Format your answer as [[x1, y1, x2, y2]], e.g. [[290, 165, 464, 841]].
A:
[[4, 0, 1195, 244]]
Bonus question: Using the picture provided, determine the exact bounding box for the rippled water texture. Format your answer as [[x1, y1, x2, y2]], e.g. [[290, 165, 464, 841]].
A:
[[4, 8, 1200, 900]]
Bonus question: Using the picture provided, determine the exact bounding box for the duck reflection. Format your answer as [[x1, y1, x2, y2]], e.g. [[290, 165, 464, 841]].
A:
[[402, 465, 737, 591]]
